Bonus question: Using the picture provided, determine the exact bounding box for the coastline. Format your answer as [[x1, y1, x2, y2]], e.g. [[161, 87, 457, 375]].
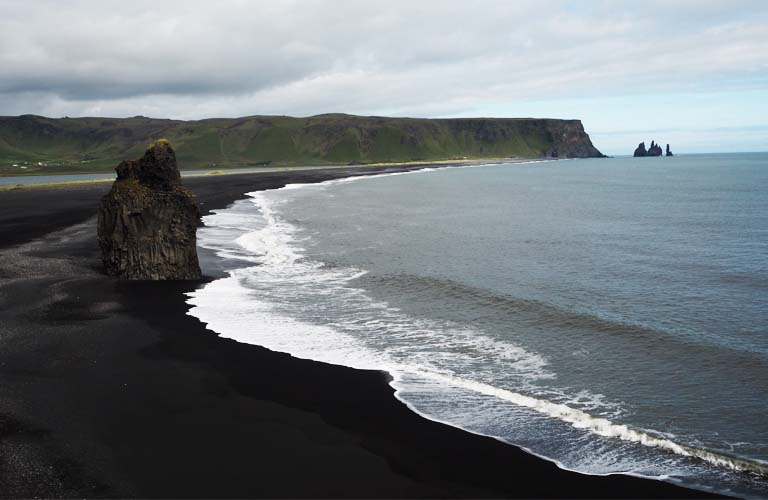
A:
[[0, 157, 528, 188], [0, 164, 726, 498]]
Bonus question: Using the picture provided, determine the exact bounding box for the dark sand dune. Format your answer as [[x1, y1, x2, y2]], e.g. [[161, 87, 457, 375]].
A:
[[0, 167, 724, 498]]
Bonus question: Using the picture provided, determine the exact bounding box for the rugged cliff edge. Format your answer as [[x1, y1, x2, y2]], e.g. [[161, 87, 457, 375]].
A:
[[0, 114, 605, 173], [97, 140, 201, 280]]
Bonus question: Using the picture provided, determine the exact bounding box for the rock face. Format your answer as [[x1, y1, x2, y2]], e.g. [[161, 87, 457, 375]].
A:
[[666, 144, 674, 156], [97, 140, 202, 280], [647, 141, 663, 156], [634, 140, 667, 157], [540, 120, 606, 158]]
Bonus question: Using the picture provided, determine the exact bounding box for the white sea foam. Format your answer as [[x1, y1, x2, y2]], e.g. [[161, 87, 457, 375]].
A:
[[189, 285, 766, 477], [398, 372, 768, 475], [187, 162, 768, 490], [189, 267, 768, 477], [191, 183, 553, 383]]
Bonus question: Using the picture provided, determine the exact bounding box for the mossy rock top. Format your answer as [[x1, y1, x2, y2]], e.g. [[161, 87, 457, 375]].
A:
[[115, 141, 181, 191]]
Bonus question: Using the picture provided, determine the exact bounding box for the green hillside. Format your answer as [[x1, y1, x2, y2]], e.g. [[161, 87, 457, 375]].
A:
[[0, 113, 604, 175]]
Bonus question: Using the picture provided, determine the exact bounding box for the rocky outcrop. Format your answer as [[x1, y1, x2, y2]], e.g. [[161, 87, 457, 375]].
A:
[[666, 144, 673, 156], [97, 140, 201, 280], [634, 140, 667, 157]]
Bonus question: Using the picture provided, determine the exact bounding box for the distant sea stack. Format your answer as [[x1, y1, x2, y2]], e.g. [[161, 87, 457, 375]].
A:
[[666, 144, 674, 156], [97, 140, 202, 280], [634, 140, 668, 157]]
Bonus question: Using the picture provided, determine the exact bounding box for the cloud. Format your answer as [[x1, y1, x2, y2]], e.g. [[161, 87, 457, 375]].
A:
[[0, 0, 766, 119]]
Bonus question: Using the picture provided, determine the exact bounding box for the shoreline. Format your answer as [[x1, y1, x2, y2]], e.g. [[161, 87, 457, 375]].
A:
[[0, 164, 726, 498], [193, 164, 763, 489], [0, 157, 533, 189]]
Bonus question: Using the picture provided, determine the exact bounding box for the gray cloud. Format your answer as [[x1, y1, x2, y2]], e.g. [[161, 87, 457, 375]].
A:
[[0, 0, 766, 119]]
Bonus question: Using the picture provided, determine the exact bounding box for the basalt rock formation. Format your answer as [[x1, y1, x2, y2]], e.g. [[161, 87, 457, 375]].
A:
[[97, 140, 201, 280], [634, 140, 666, 157], [666, 144, 674, 156], [647, 141, 663, 156]]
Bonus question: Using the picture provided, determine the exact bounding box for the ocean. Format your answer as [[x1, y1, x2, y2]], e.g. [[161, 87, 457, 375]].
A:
[[187, 153, 768, 498]]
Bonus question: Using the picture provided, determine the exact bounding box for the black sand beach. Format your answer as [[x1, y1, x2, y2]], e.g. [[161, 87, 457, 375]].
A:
[[0, 165, 725, 498]]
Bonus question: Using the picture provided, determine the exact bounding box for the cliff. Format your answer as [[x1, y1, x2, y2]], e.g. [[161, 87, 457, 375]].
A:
[[97, 140, 201, 280], [0, 114, 604, 174]]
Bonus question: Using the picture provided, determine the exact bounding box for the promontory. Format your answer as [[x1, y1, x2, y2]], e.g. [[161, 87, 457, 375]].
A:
[[0, 114, 604, 174]]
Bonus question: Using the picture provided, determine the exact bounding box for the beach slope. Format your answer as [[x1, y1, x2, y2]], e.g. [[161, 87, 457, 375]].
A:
[[0, 166, 722, 498]]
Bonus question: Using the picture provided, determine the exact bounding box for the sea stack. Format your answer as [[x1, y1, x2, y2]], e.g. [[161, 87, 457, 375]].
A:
[[647, 141, 663, 156], [97, 140, 202, 280], [634, 140, 664, 157], [666, 144, 674, 156]]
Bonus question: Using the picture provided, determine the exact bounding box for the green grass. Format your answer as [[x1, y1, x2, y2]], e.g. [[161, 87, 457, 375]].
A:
[[148, 138, 172, 148], [0, 114, 603, 176]]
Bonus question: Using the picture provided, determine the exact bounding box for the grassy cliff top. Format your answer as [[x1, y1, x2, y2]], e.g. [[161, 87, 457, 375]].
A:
[[0, 113, 603, 176]]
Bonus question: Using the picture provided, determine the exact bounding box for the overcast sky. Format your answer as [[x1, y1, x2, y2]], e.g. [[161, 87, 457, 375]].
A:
[[0, 0, 766, 154]]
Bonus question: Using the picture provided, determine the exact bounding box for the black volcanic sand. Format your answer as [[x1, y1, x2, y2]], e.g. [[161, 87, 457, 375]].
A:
[[0, 165, 726, 498]]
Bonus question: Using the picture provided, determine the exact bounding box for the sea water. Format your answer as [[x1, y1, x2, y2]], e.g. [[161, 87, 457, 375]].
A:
[[187, 154, 768, 498]]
